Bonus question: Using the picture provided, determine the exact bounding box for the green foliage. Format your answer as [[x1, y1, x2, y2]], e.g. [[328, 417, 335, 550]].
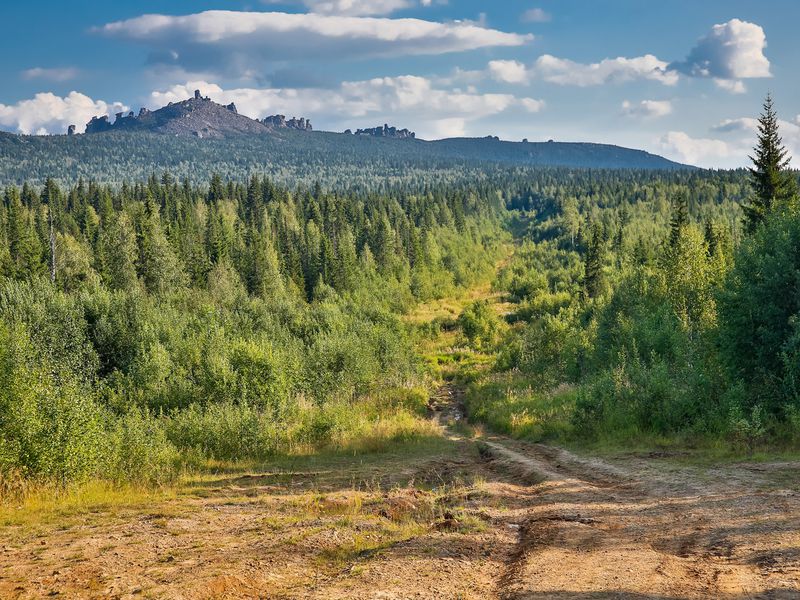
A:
[[0, 323, 103, 482], [0, 173, 505, 489], [458, 300, 501, 351], [717, 207, 800, 414], [743, 94, 799, 231], [465, 375, 575, 442]]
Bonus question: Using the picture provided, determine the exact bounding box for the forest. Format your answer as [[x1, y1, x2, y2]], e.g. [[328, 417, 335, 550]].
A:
[[1, 96, 799, 496], [0, 127, 684, 188]]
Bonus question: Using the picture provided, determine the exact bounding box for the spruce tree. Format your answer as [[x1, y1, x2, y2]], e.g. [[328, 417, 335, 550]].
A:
[[669, 192, 689, 249], [583, 224, 604, 299], [6, 187, 43, 278], [743, 94, 798, 231]]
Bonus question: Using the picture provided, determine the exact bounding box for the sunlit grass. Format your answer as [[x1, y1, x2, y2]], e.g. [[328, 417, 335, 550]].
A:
[[465, 372, 577, 442], [0, 480, 178, 528]]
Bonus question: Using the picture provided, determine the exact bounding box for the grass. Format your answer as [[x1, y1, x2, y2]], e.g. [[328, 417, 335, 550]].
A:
[[465, 372, 576, 443], [0, 480, 178, 528], [0, 435, 465, 530]]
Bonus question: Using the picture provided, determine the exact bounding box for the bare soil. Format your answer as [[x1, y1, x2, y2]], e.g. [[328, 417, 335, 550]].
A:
[[3, 403, 800, 600]]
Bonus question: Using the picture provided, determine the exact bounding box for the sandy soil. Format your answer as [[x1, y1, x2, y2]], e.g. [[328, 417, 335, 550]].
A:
[[2, 402, 800, 599]]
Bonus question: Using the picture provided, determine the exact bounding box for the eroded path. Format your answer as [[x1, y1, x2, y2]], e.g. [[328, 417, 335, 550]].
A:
[[479, 438, 800, 599], [2, 391, 800, 599]]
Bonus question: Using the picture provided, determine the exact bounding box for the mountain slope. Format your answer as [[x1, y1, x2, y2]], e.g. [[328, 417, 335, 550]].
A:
[[0, 125, 690, 186], [84, 91, 272, 138]]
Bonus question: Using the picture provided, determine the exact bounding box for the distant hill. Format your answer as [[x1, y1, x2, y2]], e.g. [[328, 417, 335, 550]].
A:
[[429, 137, 685, 170], [81, 90, 300, 139], [0, 92, 691, 185]]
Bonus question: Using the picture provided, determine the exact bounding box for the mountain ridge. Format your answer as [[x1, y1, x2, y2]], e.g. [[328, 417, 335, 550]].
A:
[[0, 92, 692, 185]]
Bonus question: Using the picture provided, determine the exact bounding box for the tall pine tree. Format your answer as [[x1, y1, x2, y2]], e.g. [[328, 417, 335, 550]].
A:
[[668, 192, 689, 249], [743, 94, 798, 231], [583, 224, 604, 299]]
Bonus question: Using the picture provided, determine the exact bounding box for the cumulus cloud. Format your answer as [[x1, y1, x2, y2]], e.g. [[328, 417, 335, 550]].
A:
[[659, 131, 734, 168], [672, 19, 770, 80], [21, 67, 80, 82], [659, 117, 800, 169], [488, 60, 529, 84], [711, 117, 759, 133], [710, 116, 800, 168], [714, 78, 747, 94], [263, 0, 437, 16], [473, 18, 770, 94], [149, 77, 543, 139], [477, 54, 678, 87], [532, 54, 678, 86], [621, 99, 672, 119], [302, 0, 413, 15], [0, 92, 127, 135], [96, 11, 531, 77], [519, 98, 545, 113], [521, 8, 550, 23]]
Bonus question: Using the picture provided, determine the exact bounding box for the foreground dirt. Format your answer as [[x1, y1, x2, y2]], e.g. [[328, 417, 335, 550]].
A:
[[2, 419, 800, 599]]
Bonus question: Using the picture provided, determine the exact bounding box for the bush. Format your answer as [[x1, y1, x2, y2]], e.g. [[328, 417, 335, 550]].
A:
[[718, 209, 800, 414], [0, 324, 105, 483], [165, 401, 286, 461], [458, 300, 502, 351], [103, 408, 181, 485]]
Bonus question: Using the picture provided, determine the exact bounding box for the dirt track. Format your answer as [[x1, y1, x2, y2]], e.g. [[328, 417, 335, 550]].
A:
[[1, 381, 799, 598], [3, 404, 800, 599], [480, 439, 800, 599]]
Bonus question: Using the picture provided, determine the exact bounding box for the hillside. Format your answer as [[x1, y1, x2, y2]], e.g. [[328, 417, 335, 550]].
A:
[[0, 128, 689, 186], [84, 91, 271, 138], [0, 90, 690, 185]]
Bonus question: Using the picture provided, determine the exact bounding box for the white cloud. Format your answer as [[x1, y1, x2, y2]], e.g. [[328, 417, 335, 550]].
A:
[[21, 67, 80, 82], [488, 60, 528, 84], [478, 54, 679, 88], [711, 117, 759, 133], [519, 98, 545, 113], [671, 19, 770, 94], [97, 10, 531, 77], [710, 116, 800, 168], [0, 92, 127, 135], [477, 18, 770, 94], [713, 78, 746, 94], [521, 8, 550, 23], [621, 99, 672, 119], [302, 0, 413, 15], [149, 77, 543, 139], [532, 54, 678, 86], [428, 118, 467, 138], [658, 118, 800, 169], [659, 131, 733, 168], [263, 0, 437, 16]]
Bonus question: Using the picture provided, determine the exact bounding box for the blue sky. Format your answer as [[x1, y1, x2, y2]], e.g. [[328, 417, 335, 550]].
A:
[[1, 0, 799, 167]]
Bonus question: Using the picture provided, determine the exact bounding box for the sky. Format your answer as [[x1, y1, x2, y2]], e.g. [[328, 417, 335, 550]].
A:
[[1, 0, 799, 168]]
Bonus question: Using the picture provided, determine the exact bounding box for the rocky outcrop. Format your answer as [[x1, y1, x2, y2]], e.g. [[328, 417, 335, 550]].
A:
[[67, 125, 76, 136], [85, 115, 113, 134], [83, 91, 317, 138], [353, 124, 415, 139], [83, 91, 276, 138], [262, 115, 313, 131]]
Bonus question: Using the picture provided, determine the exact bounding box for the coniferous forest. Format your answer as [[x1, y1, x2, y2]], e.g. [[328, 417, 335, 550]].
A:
[[1, 96, 799, 496]]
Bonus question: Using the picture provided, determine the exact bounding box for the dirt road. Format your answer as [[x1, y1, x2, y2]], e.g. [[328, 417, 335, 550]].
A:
[[3, 391, 800, 599]]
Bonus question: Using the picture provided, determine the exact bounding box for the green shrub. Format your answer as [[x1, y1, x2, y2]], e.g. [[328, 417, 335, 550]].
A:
[[458, 300, 501, 351], [0, 324, 104, 483]]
